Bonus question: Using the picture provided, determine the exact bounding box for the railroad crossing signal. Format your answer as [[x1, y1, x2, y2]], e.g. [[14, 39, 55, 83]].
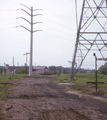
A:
[[97, 58, 107, 61]]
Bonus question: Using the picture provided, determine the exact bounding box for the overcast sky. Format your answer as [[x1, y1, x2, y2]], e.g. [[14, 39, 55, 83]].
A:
[[0, 0, 106, 69]]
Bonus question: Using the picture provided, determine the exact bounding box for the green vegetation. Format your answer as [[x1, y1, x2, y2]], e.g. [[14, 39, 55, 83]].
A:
[[98, 89, 107, 95], [0, 85, 8, 101], [54, 74, 69, 83], [54, 73, 107, 87], [15, 67, 28, 74], [0, 74, 25, 83], [0, 74, 25, 101], [49, 66, 70, 74], [54, 73, 107, 94], [0, 104, 2, 110], [98, 63, 107, 75], [72, 73, 107, 87], [0, 67, 6, 75], [65, 85, 93, 94], [33, 74, 50, 77]]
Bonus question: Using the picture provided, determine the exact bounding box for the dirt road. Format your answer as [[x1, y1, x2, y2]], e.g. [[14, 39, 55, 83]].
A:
[[0, 76, 107, 120]]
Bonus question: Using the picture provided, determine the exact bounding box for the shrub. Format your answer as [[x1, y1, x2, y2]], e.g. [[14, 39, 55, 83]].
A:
[[44, 71, 54, 75], [98, 63, 107, 75], [57, 71, 60, 76], [15, 67, 28, 74]]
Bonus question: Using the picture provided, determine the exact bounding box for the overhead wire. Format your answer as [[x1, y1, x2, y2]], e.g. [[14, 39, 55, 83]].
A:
[[0, 18, 16, 21], [0, 6, 76, 41], [38, 24, 75, 36], [43, 9, 72, 20], [0, 27, 15, 31], [42, 32, 75, 42], [40, 16, 76, 31], [0, 9, 16, 11]]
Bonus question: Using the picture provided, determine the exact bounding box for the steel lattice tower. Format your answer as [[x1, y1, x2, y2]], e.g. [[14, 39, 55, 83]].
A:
[[69, 0, 107, 82]]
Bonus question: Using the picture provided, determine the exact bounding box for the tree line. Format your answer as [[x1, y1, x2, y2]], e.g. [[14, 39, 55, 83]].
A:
[[98, 63, 107, 75]]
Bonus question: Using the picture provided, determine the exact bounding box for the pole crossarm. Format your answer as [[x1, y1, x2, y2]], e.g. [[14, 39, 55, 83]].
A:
[[33, 9, 43, 11], [20, 8, 31, 16], [23, 52, 30, 55], [18, 25, 31, 32], [20, 3, 43, 11], [20, 17, 31, 24], [17, 17, 43, 25], [33, 30, 43, 33], [16, 26, 43, 33], [33, 22, 43, 25], [33, 14, 43, 16], [17, 17, 31, 24], [23, 52, 30, 75], [20, 3, 31, 11]]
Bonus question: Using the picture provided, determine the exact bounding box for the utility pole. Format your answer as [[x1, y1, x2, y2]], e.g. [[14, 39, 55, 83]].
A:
[[16, 3, 43, 76], [17, 62, 19, 70], [4, 63, 5, 75], [13, 56, 14, 75], [93, 53, 97, 92], [23, 52, 30, 75]]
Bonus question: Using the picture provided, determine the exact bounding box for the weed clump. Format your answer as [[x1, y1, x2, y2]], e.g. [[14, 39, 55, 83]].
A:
[[98, 89, 107, 95]]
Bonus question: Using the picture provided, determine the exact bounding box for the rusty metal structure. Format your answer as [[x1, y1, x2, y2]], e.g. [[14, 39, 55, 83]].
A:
[[69, 0, 107, 82]]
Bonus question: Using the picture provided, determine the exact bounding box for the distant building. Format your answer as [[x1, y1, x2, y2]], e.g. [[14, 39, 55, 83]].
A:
[[0, 66, 29, 74], [6, 64, 9, 67], [85, 70, 92, 73], [33, 66, 49, 75]]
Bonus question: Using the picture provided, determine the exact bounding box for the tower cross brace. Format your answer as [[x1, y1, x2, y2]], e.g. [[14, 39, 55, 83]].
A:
[[69, 0, 107, 82]]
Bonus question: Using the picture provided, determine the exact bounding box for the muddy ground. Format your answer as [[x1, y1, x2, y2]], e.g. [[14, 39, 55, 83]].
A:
[[0, 76, 107, 120]]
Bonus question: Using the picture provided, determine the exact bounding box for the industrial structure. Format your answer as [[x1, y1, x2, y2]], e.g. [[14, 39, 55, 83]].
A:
[[69, 0, 107, 81]]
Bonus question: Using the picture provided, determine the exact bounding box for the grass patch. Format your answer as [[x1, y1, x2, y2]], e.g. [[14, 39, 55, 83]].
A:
[[65, 86, 72, 91], [0, 74, 26, 101], [0, 104, 2, 110], [0, 74, 25, 83], [79, 90, 93, 94], [73, 73, 107, 87], [54, 74, 69, 83], [54, 73, 107, 87], [65, 85, 93, 94], [98, 89, 107, 95], [33, 74, 53, 77], [54, 73, 107, 94]]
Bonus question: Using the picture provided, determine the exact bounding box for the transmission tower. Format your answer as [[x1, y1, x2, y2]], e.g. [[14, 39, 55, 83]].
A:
[[69, 0, 107, 82]]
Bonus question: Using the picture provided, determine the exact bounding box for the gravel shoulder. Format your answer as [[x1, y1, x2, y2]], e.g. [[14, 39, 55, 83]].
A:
[[0, 76, 107, 120]]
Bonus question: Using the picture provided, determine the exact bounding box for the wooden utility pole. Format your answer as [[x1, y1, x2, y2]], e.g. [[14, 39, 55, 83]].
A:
[[13, 56, 14, 75], [23, 52, 30, 75], [93, 53, 97, 92]]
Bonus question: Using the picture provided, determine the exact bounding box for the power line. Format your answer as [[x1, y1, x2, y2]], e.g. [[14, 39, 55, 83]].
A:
[[42, 32, 75, 42], [0, 18, 16, 21], [0, 9, 16, 11], [39, 24, 75, 36], [0, 27, 15, 31], [40, 16, 76, 31], [43, 9, 72, 20], [0, 50, 7, 59]]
